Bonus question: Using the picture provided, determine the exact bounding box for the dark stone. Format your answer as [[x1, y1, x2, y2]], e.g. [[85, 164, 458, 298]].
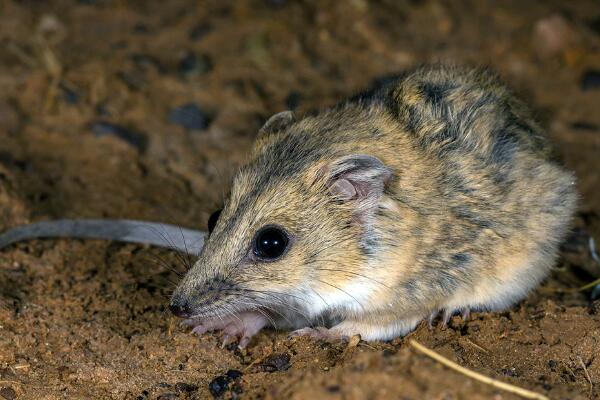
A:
[[501, 367, 518, 377], [580, 70, 600, 91], [588, 16, 600, 35], [117, 70, 146, 91], [178, 51, 212, 78], [189, 23, 212, 41], [156, 393, 178, 400], [570, 121, 598, 131], [208, 375, 230, 398], [285, 91, 301, 110], [133, 23, 150, 34], [327, 385, 341, 393], [175, 382, 198, 393], [548, 359, 558, 371], [265, 0, 288, 8], [257, 353, 291, 372], [168, 103, 210, 130], [589, 299, 600, 314], [0, 387, 16, 400], [90, 121, 148, 152], [59, 82, 79, 104], [225, 369, 243, 380], [382, 348, 396, 358], [131, 53, 165, 74], [591, 286, 600, 301], [156, 382, 172, 388]]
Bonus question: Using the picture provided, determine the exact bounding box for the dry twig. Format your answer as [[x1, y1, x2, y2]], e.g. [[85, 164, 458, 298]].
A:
[[409, 340, 549, 400]]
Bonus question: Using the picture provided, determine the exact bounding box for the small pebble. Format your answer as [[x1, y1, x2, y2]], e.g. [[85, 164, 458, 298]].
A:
[[591, 286, 600, 302], [208, 375, 230, 398], [156, 393, 178, 400], [0, 387, 16, 400], [168, 103, 210, 131], [117, 70, 146, 91], [131, 53, 165, 74], [90, 121, 148, 152], [580, 70, 600, 91], [175, 382, 198, 393], [285, 91, 301, 110], [59, 82, 79, 104], [189, 23, 212, 41], [257, 353, 291, 372], [570, 121, 598, 131], [588, 16, 600, 35], [178, 51, 212, 79], [225, 369, 243, 380], [327, 385, 340, 393]]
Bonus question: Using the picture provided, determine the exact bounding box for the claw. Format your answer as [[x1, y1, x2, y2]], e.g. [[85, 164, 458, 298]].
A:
[[461, 308, 470, 321], [221, 334, 236, 348], [441, 309, 451, 328], [239, 336, 252, 349], [427, 310, 439, 329]]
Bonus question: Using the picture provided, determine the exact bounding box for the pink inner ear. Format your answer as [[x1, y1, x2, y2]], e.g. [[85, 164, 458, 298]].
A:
[[330, 178, 357, 200]]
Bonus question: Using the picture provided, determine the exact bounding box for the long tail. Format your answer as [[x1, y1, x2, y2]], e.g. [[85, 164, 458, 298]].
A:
[[0, 219, 206, 255]]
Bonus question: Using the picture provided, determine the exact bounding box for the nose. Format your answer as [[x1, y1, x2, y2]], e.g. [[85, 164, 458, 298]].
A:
[[169, 298, 192, 318]]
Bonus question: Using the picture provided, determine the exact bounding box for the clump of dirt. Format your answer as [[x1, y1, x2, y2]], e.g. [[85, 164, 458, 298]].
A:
[[1, 1, 599, 399]]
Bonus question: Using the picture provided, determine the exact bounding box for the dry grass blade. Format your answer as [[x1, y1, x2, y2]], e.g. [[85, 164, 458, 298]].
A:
[[409, 340, 549, 400]]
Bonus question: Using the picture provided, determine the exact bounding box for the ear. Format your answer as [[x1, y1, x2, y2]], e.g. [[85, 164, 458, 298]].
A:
[[259, 110, 295, 136], [326, 154, 393, 210]]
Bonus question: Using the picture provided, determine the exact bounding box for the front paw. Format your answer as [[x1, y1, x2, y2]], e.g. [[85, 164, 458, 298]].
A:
[[182, 312, 268, 348]]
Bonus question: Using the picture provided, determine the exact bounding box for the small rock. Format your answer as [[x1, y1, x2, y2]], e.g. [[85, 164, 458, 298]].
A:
[[591, 286, 600, 302], [59, 81, 79, 104], [265, 0, 287, 8], [156, 393, 178, 400], [131, 53, 165, 74], [257, 353, 291, 372], [570, 121, 598, 131], [588, 16, 600, 35], [178, 51, 212, 79], [133, 23, 150, 34], [0, 387, 16, 400], [117, 70, 146, 91], [175, 382, 198, 393], [532, 14, 577, 58], [225, 369, 243, 380], [580, 70, 600, 91], [208, 375, 230, 398], [189, 23, 212, 41], [327, 385, 340, 393], [285, 91, 301, 110], [168, 103, 210, 131], [90, 121, 148, 152]]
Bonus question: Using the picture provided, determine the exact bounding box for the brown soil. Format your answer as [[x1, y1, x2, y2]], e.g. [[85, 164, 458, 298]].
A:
[[1, 1, 600, 399]]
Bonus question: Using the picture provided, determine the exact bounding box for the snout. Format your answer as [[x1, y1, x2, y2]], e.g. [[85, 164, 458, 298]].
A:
[[169, 295, 193, 318]]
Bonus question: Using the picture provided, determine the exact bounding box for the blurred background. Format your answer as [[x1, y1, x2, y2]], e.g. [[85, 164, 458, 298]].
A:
[[0, 1, 599, 399]]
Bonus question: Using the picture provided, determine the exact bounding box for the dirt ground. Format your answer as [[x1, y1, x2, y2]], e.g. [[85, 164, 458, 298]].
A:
[[0, 1, 599, 399]]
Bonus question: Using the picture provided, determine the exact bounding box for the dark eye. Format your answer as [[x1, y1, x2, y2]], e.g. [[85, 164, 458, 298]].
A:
[[207, 209, 222, 235], [253, 226, 289, 260]]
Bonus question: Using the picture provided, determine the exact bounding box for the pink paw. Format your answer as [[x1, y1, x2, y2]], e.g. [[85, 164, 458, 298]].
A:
[[182, 312, 269, 348]]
